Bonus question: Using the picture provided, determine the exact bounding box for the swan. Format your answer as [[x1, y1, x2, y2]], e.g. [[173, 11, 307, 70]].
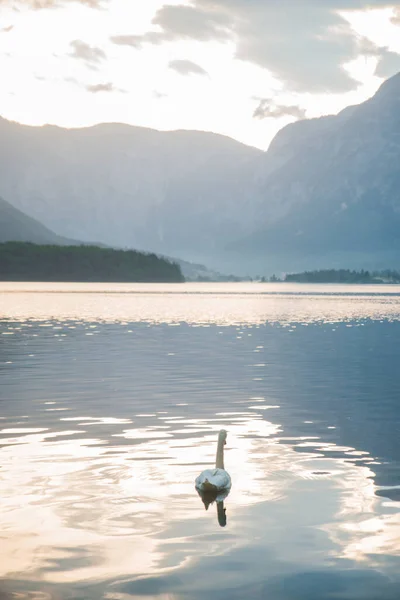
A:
[[195, 429, 231, 493]]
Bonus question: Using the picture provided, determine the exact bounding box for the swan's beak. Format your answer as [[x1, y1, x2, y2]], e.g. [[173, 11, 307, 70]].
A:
[[224, 440, 226, 445]]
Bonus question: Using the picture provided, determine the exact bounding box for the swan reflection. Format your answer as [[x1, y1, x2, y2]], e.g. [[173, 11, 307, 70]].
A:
[[195, 429, 232, 527], [196, 487, 230, 527]]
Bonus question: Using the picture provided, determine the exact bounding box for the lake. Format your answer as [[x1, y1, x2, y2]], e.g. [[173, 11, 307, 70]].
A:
[[1, 282, 400, 600]]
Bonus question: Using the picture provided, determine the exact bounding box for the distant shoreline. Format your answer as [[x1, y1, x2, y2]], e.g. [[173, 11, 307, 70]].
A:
[[282, 269, 400, 284]]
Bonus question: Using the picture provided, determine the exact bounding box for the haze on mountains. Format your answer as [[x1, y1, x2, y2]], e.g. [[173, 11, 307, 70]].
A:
[[1, 71, 399, 275], [0, 119, 259, 271], [0, 196, 77, 246], [233, 71, 400, 273], [0, 196, 222, 281]]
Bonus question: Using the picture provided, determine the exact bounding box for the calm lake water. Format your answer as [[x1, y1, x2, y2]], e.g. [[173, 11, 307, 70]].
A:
[[1, 282, 400, 600]]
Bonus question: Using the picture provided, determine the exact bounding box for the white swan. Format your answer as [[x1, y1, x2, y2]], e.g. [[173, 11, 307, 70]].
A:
[[195, 429, 232, 493]]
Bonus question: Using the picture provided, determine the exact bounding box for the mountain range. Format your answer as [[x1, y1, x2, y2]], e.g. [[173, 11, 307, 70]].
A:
[[233, 72, 400, 272], [0, 119, 259, 268], [0, 196, 76, 246], [1, 71, 399, 275], [0, 196, 225, 280]]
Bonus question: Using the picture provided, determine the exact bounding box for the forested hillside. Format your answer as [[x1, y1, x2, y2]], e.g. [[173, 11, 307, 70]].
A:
[[0, 243, 184, 282], [284, 269, 400, 283]]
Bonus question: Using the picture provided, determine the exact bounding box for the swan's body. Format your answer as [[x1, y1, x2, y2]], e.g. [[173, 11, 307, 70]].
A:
[[195, 468, 231, 492], [195, 430, 231, 493]]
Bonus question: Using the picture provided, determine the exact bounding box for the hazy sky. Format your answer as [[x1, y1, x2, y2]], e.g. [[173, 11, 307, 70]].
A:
[[1, 0, 400, 149]]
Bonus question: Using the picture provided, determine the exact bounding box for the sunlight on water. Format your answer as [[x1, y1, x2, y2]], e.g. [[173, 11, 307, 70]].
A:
[[1, 413, 398, 592], [0, 283, 400, 599], [1, 281, 400, 325]]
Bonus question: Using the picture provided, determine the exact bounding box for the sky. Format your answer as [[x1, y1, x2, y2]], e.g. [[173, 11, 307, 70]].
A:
[[1, 0, 400, 150]]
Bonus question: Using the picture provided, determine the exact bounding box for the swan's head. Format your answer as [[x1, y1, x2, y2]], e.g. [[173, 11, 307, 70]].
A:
[[218, 429, 228, 445]]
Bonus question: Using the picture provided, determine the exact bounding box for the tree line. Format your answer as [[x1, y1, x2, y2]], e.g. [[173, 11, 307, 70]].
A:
[[0, 242, 184, 282], [284, 269, 400, 283]]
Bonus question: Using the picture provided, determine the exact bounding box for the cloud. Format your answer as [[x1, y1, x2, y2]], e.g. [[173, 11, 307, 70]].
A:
[[152, 4, 232, 41], [86, 82, 120, 93], [153, 90, 168, 99], [63, 78, 124, 93], [253, 99, 307, 120], [375, 50, 400, 78], [1, 25, 14, 32], [233, 7, 358, 92], [168, 59, 208, 76], [359, 37, 400, 78], [0, 0, 105, 7], [391, 8, 400, 25], [122, 1, 399, 92], [111, 4, 232, 48], [109, 34, 143, 48], [69, 40, 106, 66]]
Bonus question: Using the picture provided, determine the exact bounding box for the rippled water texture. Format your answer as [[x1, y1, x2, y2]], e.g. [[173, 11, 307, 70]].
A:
[[1, 283, 400, 600]]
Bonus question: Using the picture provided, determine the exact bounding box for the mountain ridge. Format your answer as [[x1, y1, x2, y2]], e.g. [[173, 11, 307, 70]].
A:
[[231, 71, 400, 272], [0, 196, 226, 280], [0, 117, 261, 266], [1, 72, 400, 274], [0, 196, 79, 246]]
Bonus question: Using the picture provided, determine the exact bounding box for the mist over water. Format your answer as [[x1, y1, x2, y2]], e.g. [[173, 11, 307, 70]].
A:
[[1, 282, 400, 600]]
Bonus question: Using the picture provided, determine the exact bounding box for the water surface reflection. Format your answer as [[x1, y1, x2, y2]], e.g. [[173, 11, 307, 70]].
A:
[[1, 281, 400, 324], [0, 283, 399, 599]]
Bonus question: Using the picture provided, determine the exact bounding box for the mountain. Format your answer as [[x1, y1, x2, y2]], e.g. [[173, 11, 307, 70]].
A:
[[0, 196, 78, 245], [232, 72, 400, 272], [0, 196, 226, 281], [1, 72, 400, 275], [0, 119, 261, 268]]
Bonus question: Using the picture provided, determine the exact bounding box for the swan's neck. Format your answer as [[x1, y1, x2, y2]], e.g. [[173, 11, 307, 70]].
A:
[[215, 437, 225, 469]]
